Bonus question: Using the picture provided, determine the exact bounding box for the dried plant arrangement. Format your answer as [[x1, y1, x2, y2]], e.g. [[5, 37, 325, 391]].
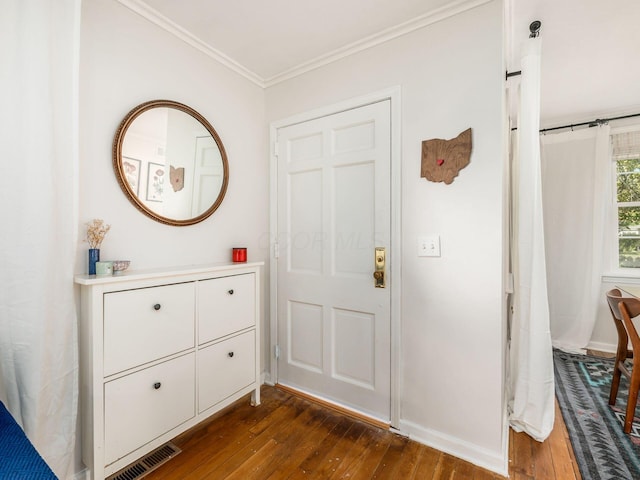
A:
[[86, 219, 111, 249]]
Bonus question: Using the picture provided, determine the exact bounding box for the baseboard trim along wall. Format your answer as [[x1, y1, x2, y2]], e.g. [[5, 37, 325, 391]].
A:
[[586, 341, 616, 354], [398, 419, 508, 477]]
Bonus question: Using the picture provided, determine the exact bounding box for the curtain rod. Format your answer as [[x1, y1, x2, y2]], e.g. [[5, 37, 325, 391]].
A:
[[539, 113, 640, 133], [510, 113, 640, 133]]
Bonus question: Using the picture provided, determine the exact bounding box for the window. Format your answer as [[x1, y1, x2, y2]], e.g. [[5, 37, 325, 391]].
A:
[[614, 129, 640, 268]]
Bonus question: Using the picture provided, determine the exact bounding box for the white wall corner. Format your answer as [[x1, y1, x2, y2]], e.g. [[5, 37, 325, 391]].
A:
[[262, 371, 274, 386], [398, 419, 509, 476]]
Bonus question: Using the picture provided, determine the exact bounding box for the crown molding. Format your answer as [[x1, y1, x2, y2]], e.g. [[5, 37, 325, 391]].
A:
[[117, 0, 492, 89], [116, 0, 266, 87], [263, 0, 493, 86]]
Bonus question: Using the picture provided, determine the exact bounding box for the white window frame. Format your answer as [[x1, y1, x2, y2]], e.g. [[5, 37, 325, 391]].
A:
[[605, 124, 640, 280]]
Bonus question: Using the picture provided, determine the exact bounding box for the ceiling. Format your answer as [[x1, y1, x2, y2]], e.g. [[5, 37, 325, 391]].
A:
[[119, 0, 640, 125], [509, 0, 640, 126], [118, 0, 485, 84]]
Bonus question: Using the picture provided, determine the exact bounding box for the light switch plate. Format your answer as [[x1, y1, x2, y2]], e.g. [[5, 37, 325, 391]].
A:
[[418, 235, 440, 257]]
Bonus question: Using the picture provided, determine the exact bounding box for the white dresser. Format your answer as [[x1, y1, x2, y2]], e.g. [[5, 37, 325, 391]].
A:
[[75, 262, 262, 479]]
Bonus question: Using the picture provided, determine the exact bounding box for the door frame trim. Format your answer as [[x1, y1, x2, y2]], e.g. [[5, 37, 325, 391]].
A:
[[268, 86, 402, 427]]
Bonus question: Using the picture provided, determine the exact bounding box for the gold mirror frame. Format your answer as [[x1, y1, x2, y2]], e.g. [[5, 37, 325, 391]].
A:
[[113, 100, 229, 226]]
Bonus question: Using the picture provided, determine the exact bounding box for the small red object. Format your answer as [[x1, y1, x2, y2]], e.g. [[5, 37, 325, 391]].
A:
[[437, 159, 445, 166], [232, 247, 247, 263]]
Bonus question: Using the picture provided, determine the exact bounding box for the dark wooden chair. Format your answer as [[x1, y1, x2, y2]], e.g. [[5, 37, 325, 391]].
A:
[[606, 288, 640, 433]]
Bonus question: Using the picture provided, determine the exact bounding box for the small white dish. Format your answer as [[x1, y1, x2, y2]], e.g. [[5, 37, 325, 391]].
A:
[[111, 260, 130, 274]]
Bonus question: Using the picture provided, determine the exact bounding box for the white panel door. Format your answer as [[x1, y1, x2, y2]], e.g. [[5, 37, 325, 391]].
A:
[[276, 100, 391, 421]]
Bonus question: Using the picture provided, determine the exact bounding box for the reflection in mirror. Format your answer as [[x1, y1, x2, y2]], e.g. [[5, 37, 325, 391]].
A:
[[113, 100, 228, 226]]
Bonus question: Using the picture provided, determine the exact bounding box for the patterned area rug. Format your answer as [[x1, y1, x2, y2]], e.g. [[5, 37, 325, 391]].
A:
[[554, 349, 640, 480]]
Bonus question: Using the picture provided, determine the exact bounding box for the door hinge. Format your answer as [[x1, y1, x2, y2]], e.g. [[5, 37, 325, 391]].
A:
[[274, 344, 280, 359], [274, 242, 280, 259], [273, 141, 279, 157]]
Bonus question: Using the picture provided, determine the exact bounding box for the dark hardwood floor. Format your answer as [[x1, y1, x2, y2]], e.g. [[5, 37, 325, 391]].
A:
[[509, 401, 580, 480], [143, 386, 580, 480]]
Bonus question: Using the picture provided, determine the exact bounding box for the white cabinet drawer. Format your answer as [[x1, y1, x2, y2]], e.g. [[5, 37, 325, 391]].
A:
[[198, 330, 255, 413], [198, 274, 255, 344], [104, 282, 195, 376], [104, 352, 195, 465]]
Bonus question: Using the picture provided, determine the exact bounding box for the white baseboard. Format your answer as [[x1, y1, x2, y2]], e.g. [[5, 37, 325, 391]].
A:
[[398, 419, 508, 476], [586, 341, 616, 354], [68, 468, 89, 480]]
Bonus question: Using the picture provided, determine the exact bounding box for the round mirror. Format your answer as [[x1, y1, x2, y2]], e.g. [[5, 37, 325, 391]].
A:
[[113, 100, 229, 226]]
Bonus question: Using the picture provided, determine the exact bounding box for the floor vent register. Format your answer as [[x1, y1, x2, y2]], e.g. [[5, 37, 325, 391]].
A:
[[106, 442, 181, 480]]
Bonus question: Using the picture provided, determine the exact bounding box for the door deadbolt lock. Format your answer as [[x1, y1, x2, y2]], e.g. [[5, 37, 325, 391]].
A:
[[373, 247, 386, 288]]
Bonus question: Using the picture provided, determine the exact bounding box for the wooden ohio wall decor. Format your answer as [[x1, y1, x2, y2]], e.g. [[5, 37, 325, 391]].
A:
[[421, 128, 472, 184]]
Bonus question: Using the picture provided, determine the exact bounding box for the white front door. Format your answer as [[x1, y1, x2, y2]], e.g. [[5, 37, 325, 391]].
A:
[[275, 100, 391, 421]]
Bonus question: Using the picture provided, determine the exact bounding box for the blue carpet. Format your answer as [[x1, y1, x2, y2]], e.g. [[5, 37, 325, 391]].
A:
[[0, 402, 57, 479], [554, 349, 640, 480]]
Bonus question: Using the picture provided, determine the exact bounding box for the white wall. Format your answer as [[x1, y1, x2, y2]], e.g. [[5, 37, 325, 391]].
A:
[[77, 0, 506, 476], [79, 0, 267, 273], [589, 281, 622, 353], [265, 0, 507, 473], [590, 255, 640, 355], [77, 0, 268, 477], [79, 0, 269, 351]]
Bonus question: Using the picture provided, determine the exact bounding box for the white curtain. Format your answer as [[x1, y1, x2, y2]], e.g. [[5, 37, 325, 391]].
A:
[[508, 36, 555, 441], [0, 1, 81, 478], [541, 126, 611, 353]]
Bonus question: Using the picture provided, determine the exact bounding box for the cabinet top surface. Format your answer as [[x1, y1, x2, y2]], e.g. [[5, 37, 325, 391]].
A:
[[74, 261, 263, 286]]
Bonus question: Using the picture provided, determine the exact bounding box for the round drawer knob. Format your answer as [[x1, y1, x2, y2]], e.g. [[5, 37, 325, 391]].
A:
[[153, 382, 161, 390], [228, 289, 234, 295], [153, 303, 161, 311], [228, 351, 234, 358]]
